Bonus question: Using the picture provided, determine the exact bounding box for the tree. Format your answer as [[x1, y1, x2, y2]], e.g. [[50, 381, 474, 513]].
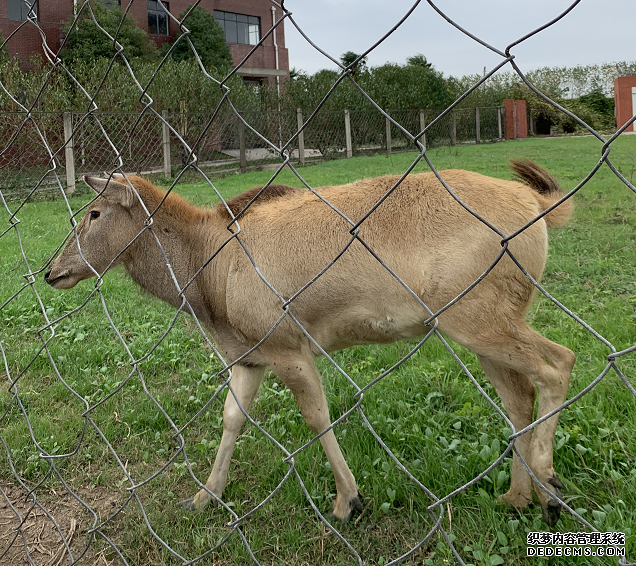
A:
[[0, 31, 8, 63], [577, 82, 614, 118], [165, 6, 232, 71], [289, 66, 303, 81], [60, 1, 157, 65], [340, 51, 368, 76], [406, 54, 432, 69], [362, 62, 452, 110]]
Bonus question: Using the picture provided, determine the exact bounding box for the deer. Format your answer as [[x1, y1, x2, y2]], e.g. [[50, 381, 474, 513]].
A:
[[45, 160, 575, 526]]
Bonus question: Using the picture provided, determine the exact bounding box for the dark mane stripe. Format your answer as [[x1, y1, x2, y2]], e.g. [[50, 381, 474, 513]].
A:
[[218, 184, 300, 218]]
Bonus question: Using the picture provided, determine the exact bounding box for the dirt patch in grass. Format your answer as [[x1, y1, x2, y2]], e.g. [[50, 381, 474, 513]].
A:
[[0, 481, 124, 566]]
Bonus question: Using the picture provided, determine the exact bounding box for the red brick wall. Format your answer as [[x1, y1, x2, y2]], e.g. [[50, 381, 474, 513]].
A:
[[0, 1, 73, 66], [0, 0, 288, 81], [515, 99, 528, 138], [614, 76, 636, 132], [218, 1, 289, 86], [503, 99, 515, 139], [120, 0, 289, 82], [502, 98, 528, 139]]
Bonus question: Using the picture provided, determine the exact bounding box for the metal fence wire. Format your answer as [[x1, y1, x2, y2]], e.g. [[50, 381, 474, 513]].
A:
[[0, 106, 504, 195], [1, 1, 635, 565]]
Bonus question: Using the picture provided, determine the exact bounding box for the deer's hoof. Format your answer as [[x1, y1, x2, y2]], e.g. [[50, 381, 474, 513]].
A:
[[327, 493, 363, 523], [178, 497, 196, 511], [542, 498, 562, 527], [540, 475, 564, 527]]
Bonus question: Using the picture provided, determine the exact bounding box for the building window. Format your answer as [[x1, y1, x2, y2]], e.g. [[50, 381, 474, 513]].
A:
[[243, 77, 263, 88], [214, 11, 260, 46], [101, 0, 121, 8], [7, 0, 38, 21], [148, 1, 169, 36]]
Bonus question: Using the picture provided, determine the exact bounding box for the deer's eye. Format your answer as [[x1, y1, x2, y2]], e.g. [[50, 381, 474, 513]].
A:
[[90, 210, 100, 220]]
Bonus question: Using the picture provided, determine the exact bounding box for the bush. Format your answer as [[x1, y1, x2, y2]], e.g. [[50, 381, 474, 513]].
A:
[[163, 6, 232, 72], [280, 57, 453, 113], [507, 83, 615, 135], [361, 62, 453, 110], [0, 56, 255, 113], [0, 31, 8, 63], [60, 1, 157, 65], [340, 51, 368, 76]]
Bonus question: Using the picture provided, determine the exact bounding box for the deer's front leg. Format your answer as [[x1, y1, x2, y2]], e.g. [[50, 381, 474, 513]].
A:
[[184, 364, 265, 510], [270, 353, 361, 522]]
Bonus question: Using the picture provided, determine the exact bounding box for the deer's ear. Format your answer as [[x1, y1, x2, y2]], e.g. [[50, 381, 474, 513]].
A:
[[84, 176, 136, 209]]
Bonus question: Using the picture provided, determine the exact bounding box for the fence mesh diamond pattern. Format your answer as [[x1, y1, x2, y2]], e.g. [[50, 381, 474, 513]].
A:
[[1, 1, 635, 565]]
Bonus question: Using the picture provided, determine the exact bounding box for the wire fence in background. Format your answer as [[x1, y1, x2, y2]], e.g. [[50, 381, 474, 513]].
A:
[[1, 0, 635, 565], [1, 105, 505, 196]]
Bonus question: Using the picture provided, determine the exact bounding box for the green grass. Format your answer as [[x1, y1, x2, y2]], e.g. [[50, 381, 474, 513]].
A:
[[1, 136, 635, 565]]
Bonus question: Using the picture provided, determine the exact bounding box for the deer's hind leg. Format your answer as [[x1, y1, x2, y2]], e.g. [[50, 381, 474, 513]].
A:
[[477, 356, 535, 510], [468, 321, 574, 526]]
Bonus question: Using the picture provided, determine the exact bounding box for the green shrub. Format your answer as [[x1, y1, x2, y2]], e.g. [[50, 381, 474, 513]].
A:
[[60, 0, 158, 65], [163, 6, 232, 72]]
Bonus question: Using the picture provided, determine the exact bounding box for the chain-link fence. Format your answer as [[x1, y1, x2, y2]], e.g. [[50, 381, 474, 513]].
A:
[[1, 106, 505, 196], [1, 1, 635, 565]]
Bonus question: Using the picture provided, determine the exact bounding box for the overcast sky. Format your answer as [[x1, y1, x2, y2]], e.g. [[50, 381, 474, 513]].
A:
[[282, 1, 633, 78]]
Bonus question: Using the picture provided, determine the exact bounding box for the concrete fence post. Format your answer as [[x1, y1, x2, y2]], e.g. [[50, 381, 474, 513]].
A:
[[161, 110, 171, 178], [497, 107, 503, 139], [238, 118, 247, 174], [385, 115, 392, 156], [419, 109, 426, 148], [450, 110, 456, 146], [475, 107, 481, 144], [344, 109, 352, 158], [63, 112, 75, 194], [297, 108, 305, 165]]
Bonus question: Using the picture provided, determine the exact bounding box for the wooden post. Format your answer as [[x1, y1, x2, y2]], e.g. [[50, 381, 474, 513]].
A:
[[419, 110, 426, 148], [344, 109, 352, 158], [63, 112, 75, 194], [179, 100, 188, 169], [296, 108, 305, 165], [475, 107, 481, 144], [161, 110, 171, 178], [385, 115, 392, 156], [497, 107, 503, 139], [450, 110, 456, 146], [238, 118, 247, 174]]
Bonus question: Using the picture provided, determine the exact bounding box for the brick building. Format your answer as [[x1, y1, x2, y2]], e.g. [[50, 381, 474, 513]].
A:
[[614, 76, 636, 132], [0, 0, 289, 86]]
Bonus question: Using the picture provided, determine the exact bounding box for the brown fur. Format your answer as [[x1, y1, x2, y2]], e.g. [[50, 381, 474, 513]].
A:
[[219, 184, 301, 219], [509, 159, 573, 228], [45, 161, 575, 526]]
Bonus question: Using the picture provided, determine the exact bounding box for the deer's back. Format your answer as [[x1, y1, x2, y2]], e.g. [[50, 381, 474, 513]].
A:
[[217, 171, 549, 354]]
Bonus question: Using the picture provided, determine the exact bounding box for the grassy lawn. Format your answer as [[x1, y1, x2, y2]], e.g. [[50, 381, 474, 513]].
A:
[[1, 135, 635, 565]]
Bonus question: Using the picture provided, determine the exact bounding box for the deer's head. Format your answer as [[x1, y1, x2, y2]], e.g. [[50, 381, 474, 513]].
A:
[[45, 175, 141, 289]]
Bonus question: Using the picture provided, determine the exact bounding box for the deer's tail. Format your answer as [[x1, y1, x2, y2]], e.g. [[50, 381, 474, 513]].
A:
[[510, 159, 573, 227]]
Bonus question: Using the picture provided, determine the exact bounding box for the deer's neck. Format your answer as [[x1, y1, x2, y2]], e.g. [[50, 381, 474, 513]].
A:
[[123, 207, 226, 326]]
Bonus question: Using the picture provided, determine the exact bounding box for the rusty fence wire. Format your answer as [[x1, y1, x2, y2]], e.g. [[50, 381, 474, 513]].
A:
[[1, 1, 635, 565]]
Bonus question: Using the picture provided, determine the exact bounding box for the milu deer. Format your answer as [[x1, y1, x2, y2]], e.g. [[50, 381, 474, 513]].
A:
[[45, 160, 574, 526]]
